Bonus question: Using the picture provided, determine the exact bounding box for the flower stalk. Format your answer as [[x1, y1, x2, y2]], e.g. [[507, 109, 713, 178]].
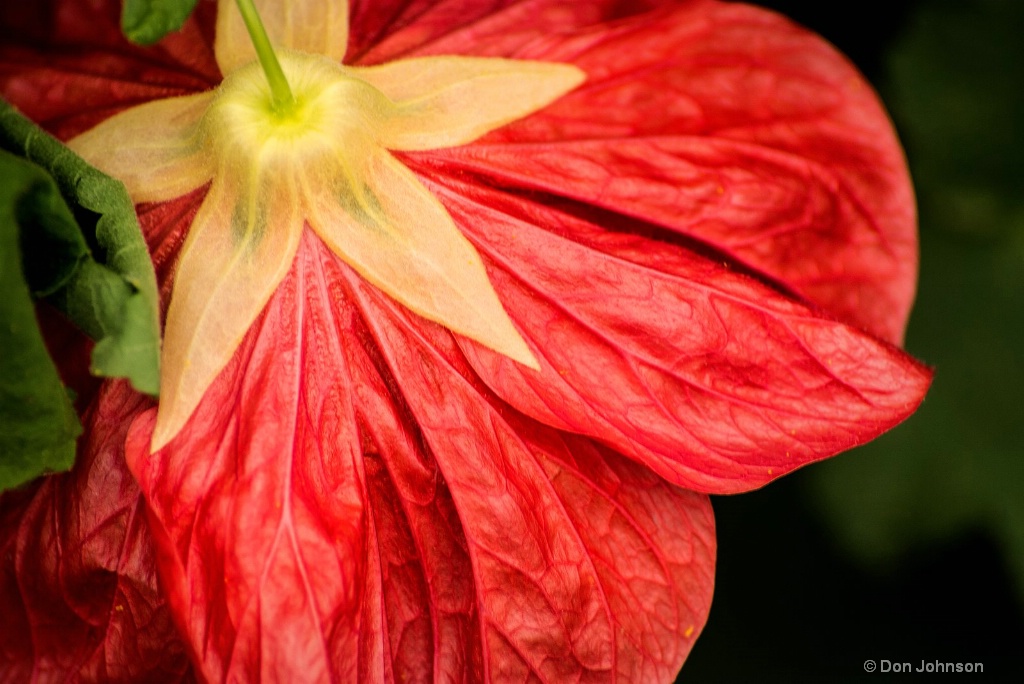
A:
[[233, 0, 294, 111]]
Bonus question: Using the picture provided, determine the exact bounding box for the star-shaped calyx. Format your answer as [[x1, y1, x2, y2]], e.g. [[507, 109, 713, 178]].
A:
[[70, 0, 584, 450]]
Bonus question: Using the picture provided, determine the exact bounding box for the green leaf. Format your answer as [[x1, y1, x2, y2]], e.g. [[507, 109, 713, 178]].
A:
[[121, 0, 200, 45], [0, 149, 82, 491], [0, 99, 161, 396]]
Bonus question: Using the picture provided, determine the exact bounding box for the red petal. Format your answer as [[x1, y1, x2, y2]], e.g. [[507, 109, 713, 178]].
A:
[[124, 233, 715, 681], [348, 274, 716, 681], [124, 235, 370, 681], [0, 382, 191, 682], [348, 0, 661, 64], [0, 0, 219, 139], [367, 0, 916, 344], [413, 174, 931, 494]]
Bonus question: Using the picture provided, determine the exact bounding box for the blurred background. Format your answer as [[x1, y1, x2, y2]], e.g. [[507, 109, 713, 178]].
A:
[[683, 0, 1024, 681]]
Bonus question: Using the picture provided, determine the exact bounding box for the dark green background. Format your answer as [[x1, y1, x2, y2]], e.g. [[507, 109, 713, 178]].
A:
[[682, 1, 1024, 681]]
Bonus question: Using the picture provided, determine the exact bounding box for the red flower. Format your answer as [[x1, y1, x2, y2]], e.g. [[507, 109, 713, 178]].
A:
[[0, 0, 929, 681]]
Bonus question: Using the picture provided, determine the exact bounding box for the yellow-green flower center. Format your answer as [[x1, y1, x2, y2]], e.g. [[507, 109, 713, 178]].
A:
[[202, 53, 389, 179]]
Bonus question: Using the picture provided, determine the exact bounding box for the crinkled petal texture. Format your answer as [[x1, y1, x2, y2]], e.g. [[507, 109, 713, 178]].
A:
[[122, 231, 716, 682], [0, 383, 192, 682], [1, 0, 930, 681], [426, 178, 929, 492], [0, 0, 221, 138]]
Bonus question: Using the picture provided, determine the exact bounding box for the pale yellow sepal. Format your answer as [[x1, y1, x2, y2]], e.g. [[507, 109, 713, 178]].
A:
[[71, 0, 586, 450], [357, 57, 586, 150], [150, 164, 303, 451], [68, 93, 214, 204], [215, 0, 350, 76], [305, 147, 539, 370]]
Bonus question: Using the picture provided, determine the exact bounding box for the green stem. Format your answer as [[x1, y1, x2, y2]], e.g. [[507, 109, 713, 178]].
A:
[[234, 0, 294, 111]]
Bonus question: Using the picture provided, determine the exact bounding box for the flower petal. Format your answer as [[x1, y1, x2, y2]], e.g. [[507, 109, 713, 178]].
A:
[[215, 0, 350, 76], [68, 93, 214, 204], [128, 234, 493, 681], [417, 175, 931, 494], [126, 231, 716, 681], [345, 271, 716, 681], [348, 0, 659, 64], [0, 0, 219, 139], [343, 299, 484, 681], [372, 0, 917, 345], [127, 238, 368, 681], [0, 382, 191, 682], [152, 166, 302, 451], [305, 147, 537, 369], [435, 133, 914, 345], [355, 56, 584, 150]]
